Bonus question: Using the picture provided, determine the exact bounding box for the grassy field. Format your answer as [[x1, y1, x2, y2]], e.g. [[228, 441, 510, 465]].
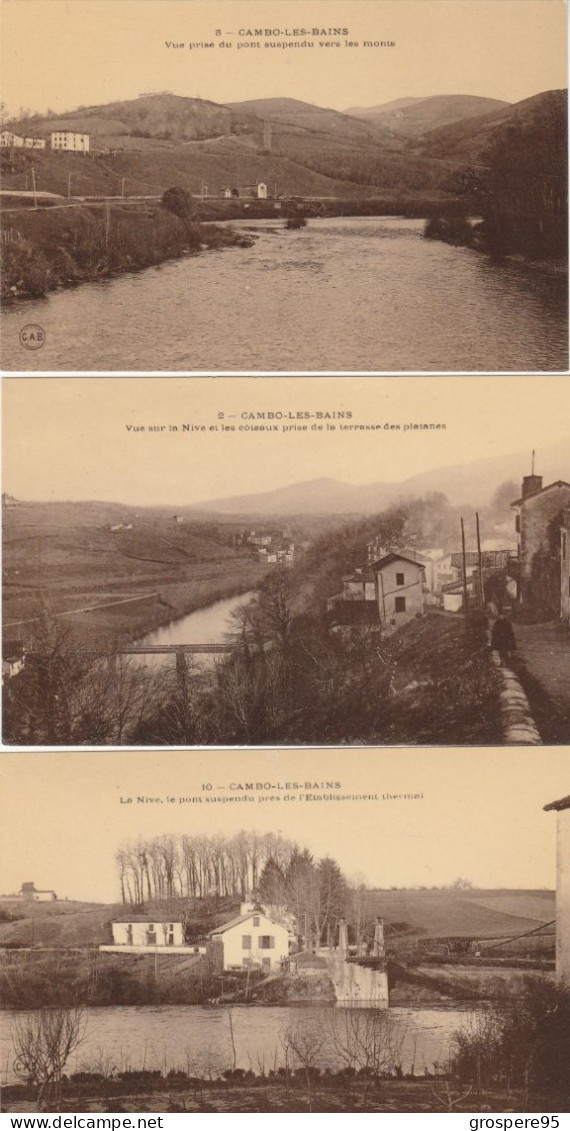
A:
[[3, 503, 265, 647]]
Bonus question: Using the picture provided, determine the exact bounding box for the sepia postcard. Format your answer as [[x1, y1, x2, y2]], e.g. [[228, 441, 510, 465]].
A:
[[2, 374, 569, 749], [0, 746, 568, 1114], [0, 0, 568, 374]]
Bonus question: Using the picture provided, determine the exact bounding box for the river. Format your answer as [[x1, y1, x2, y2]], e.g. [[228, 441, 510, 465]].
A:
[[0, 1002, 480, 1084], [2, 217, 567, 371], [134, 590, 254, 671]]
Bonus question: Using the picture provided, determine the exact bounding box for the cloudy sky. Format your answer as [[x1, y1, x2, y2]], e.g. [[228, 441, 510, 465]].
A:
[[3, 376, 570, 506], [2, 0, 566, 118], [0, 749, 567, 901]]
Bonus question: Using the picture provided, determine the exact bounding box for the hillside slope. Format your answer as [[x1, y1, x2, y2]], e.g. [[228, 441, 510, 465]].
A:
[[345, 94, 509, 137]]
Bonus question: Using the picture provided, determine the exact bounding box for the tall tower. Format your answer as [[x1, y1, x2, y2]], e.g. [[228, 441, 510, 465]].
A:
[[263, 120, 272, 151]]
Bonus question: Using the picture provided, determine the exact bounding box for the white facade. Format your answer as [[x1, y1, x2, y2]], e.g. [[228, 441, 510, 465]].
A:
[[211, 910, 290, 971], [111, 919, 185, 947], [24, 137, 46, 149], [51, 131, 90, 152], [372, 554, 425, 625], [0, 131, 24, 148], [544, 798, 570, 983]]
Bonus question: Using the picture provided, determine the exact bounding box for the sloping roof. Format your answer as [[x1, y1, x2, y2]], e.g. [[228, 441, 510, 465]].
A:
[[544, 795, 570, 812], [112, 916, 183, 924], [370, 553, 425, 571], [511, 480, 570, 507], [343, 569, 375, 582], [210, 910, 282, 936]]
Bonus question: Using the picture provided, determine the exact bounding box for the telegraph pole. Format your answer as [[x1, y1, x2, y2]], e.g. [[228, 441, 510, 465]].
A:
[[31, 166, 38, 210], [121, 177, 125, 198], [460, 517, 469, 616], [67, 172, 72, 201], [476, 512, 484, 609]]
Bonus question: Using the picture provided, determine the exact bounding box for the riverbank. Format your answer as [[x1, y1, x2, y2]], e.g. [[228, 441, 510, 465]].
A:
[[424, 215, 568, 271], [2, 1074, 564, 1114], [0, 203, 254, 302]]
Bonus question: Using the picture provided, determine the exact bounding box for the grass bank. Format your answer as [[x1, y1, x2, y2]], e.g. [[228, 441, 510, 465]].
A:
[[0, 203, 253, 302]]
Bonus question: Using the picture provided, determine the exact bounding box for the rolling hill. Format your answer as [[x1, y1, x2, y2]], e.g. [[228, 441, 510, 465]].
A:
[[344, 94, 510, 137], [187, 438, 570, 516], [413, 88, 567, 164]]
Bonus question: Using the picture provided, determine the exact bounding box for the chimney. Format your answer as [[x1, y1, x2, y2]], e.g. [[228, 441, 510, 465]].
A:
[[372, 917, 385, 958], [522, 474, 542, 500]]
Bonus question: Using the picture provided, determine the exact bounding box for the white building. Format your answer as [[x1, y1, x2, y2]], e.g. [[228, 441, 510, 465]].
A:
[[24, 137, 46, 149], [51, 131, 90, 153], [209, 908, 290, 972], [100, 917, 199, 953], [544, 794, 570, 983], [370, 553, 425, 626], [0, 131, 24, 148]]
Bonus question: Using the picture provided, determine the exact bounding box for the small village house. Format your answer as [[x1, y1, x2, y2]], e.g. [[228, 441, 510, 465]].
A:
[[370, 553, 425, 625], [50, 131, 90, 153], [511, 473, 570, 613], [561, 509, 570, 627], [222, 183, 268, 200], [23, 137, 46, 149], [342, 568, 376, 602], [2, 641, 25, 682], [0, 131, 25, 148], [20, 881, 57, 902], [100, 917, 199, 953], [209, 907, 290, 972], [544, 794, 570, 983]]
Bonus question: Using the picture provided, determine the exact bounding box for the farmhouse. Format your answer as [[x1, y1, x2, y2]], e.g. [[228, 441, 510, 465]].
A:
[[100, 917, 201, 954], [222, 183, 268, 200], [544, 794, 570, 983], [342, 568, 376, 602], [50, 131, 90, 153], [209, 907, 290, 971], [20, 881, 57, 902], [370, 553, 425, 625], [2, 641, 25, 682]]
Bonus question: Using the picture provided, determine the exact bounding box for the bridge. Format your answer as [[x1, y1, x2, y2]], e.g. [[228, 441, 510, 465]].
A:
[[325, 919, 389, 1008]]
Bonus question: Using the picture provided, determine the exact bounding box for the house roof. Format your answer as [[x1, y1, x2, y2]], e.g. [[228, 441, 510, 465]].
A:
[[544, 795, 570, 812], [370, 553, 425, 571], [112, 916, 182, 925], [343, 569, 375, 583], [511, 480, 570, 508], [210, 910, 280, 936]]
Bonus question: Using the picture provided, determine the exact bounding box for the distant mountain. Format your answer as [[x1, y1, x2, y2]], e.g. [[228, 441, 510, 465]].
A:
[[188, 439, 569, 515], [413, 88, 567, 163], [226, 96, 393, 144], [345, 94, 510, 137], [345, 96, 424, 117], [31, 93, 260, 144]]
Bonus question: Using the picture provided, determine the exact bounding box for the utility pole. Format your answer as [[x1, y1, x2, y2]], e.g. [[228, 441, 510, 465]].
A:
[[476, 512, 484, 609], [31, 166, 37, 210], [67, 172, 72, 201], [460, 517, 469, 616], [121, 177, 125, 198]]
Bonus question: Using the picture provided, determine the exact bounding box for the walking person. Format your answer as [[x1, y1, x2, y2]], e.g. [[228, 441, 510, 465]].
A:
[[491, 613, 517, 667]]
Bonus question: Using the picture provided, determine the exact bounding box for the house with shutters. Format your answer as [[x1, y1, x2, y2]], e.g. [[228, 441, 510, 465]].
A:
[[209, 907, 290, 972], [100, 917, 200, 953], [370, 553, 425, 626]]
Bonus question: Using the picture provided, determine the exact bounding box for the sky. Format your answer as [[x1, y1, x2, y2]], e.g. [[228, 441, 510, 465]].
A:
[[3, 376, 570, 506], [1, 0, 566, 119], [0, 749, 567, 901]]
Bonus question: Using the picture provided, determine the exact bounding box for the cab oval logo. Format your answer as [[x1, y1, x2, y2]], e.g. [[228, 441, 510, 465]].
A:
[[19, 323, 46, 350]]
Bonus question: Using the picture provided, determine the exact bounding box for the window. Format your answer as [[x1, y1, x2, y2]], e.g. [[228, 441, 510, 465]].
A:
[[259, 936, 275, 949], [242, 935, 252, 950], [253, 915, 260, 927], [395, 597, 406, 613], [396, 572, 404, 586]]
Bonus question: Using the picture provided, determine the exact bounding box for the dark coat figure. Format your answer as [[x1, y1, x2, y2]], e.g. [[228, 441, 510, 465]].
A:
[[491, 616, 516, 666]]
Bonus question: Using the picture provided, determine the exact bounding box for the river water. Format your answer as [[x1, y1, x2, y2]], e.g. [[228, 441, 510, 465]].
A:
[[0, 1003, 480, 1084], [2, 218, 567, 371], [134, 590, 254, 672]]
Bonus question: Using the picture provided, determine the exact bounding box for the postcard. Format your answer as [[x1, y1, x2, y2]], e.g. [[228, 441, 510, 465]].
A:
[[0, 746, 568, 1114], [2, 374, 569, 748], [0, 0, 567, 373]]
